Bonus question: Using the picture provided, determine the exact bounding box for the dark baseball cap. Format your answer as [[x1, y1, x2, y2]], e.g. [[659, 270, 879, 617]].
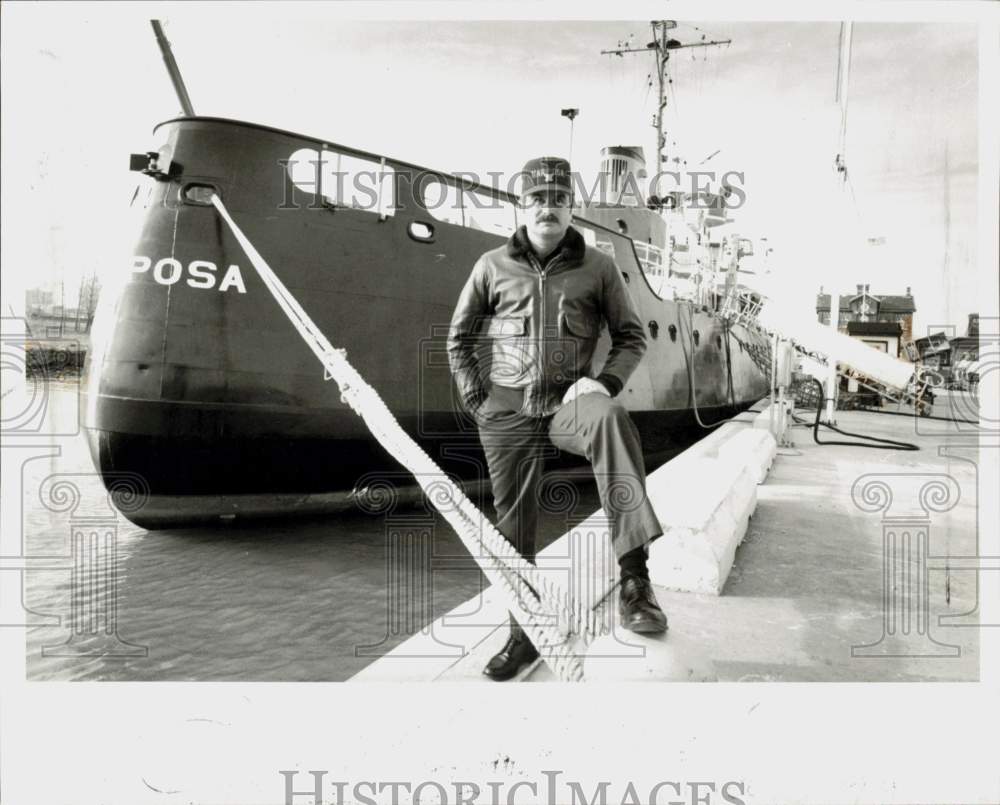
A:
[[520, 156, 573, 198]]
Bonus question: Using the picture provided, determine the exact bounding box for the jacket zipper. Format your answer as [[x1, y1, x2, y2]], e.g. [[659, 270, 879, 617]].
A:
[[530, 253, 563, 414]]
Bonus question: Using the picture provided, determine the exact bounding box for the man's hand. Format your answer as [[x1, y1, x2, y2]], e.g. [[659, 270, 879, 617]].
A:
[[561, 377, 611, 406], [466, 387, 489, 421]]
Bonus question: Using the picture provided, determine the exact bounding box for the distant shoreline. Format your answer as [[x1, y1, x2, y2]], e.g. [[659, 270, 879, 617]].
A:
[[25, 344, 85, 379]]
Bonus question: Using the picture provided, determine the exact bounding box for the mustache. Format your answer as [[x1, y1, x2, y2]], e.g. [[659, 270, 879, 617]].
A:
[[536, 214, 560, 223]]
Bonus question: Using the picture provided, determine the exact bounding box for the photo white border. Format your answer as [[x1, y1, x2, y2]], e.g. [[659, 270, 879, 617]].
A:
[[2, 2, 997, 803]]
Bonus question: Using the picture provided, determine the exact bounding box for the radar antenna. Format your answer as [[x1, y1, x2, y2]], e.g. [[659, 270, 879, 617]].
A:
[[600, 21, 731, 173]]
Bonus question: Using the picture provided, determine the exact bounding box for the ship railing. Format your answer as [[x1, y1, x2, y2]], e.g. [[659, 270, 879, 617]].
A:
[[636, 241, 714, 303], [633, 241, 667, 296], [656, 275, 710, 305], [718, 286, 764, 327], [633, 241, 664, 275]]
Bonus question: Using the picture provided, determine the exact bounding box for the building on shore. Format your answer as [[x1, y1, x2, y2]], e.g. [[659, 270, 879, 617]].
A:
[[948, 313, 981, 390], [815, 284, 916, 345], [846, 320, 903, 358]]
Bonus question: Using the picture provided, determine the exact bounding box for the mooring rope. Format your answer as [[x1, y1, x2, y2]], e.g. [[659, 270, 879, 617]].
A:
[[210, 195, 588, 681]]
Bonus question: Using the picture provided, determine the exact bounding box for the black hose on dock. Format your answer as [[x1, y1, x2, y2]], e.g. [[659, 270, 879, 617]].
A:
[[803, 378, 920, 451]]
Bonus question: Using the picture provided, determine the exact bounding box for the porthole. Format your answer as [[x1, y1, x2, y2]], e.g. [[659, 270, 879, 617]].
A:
[[408, 221, 435, 243]]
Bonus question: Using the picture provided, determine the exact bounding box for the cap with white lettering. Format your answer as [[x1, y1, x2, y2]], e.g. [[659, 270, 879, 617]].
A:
[[520, 156, 573, 198]]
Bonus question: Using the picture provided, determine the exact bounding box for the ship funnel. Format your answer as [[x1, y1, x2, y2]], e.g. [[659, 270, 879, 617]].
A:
[[599, 146, 647, 207]]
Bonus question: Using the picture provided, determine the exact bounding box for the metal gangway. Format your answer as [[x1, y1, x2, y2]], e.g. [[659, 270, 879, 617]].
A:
[[718, 285, 940, 414]]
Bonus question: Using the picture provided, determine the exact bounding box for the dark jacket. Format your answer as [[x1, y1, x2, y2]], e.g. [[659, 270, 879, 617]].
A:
[[447, 225, 647, 418]]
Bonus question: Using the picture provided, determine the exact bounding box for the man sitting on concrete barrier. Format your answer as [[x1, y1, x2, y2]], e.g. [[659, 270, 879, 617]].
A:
[[447, 156, 667, 681]]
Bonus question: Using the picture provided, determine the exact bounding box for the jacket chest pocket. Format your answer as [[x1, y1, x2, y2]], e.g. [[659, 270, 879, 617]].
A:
[[560, 311, 598, 339], [557, 309, 600, 371], [487, 316, 528, 338]]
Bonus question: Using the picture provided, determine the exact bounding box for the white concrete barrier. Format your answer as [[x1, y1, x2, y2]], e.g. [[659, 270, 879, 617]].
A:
[[719, 428, 777, 484], [645, 456, 757, 595]]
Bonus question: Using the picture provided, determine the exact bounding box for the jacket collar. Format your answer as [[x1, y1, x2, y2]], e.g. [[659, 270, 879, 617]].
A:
[[506, 224, 585, 266]]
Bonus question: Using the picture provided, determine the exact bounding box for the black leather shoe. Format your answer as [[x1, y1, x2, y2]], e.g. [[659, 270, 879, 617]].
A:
[[619, 574, 668, 633], [483, 629, 540, 681]]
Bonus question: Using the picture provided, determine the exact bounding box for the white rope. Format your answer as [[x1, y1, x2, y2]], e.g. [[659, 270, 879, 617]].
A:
[[209, 195, 588, 681]]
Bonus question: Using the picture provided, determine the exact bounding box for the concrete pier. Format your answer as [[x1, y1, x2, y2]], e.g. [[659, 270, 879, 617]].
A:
[[351, 405, 981, 682]]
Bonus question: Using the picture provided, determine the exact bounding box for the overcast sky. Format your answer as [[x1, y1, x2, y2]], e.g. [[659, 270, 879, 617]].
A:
[[0, 6, 986, 336]]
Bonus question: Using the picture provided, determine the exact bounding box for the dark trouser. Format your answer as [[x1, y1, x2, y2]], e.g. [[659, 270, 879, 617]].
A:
[[475, 385, 662, 567]]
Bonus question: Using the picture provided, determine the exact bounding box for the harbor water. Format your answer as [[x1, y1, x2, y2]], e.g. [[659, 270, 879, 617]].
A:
[[19, 382, 698, 682]]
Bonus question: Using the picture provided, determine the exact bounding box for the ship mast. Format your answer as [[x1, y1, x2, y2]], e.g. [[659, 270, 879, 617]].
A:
[[601, 21, 731, 175], [151, 19, 196, 116]]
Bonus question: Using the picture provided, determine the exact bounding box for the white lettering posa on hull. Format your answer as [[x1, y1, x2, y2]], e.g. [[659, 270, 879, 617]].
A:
[[131, 256, 247, 294]]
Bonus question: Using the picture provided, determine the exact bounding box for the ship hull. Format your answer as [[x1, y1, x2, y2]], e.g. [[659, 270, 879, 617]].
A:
[[83, 117, 770, 528], [83, 403, 749, 527]]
